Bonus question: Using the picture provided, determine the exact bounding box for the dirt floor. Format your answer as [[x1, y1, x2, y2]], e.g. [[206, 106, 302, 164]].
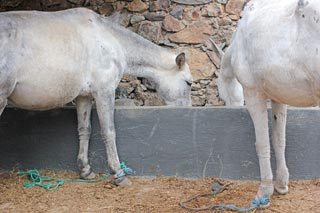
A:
[[0, 171, 319, 213]]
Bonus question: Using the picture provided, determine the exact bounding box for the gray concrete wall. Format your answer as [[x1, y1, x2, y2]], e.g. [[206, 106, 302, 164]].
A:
[[0, 107, 319, 180]]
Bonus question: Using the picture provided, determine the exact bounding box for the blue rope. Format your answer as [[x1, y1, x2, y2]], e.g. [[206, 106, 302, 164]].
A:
[[211, 195, 270, 212], [180, 181, 270, 212]]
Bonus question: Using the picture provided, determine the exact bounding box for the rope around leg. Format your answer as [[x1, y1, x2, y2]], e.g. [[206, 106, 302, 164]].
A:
[[179, 181, 270, 212], [120, 162, 134, 175], [113, 162, 135, 185]]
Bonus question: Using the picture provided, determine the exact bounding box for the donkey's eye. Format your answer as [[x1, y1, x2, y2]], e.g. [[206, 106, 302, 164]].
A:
[[185, 80, 192, 86]]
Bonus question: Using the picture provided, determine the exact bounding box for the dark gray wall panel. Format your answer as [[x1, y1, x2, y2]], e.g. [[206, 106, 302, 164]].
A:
[[0, 107, 319, 180]]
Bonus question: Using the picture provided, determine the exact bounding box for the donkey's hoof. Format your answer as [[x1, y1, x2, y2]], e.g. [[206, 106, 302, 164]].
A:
[[274, 183, 288, 195], [114, 176, 132, 187], [258, 200, 271, 209], [80, 170, 96, 180]]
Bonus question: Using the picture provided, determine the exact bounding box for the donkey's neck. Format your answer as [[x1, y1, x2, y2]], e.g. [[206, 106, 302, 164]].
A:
[[124, 50, 174, 80], [105, 19, 176, 80]]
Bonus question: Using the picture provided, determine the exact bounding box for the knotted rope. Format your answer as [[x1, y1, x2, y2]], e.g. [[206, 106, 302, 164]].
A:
[[179, 181, 270, 212], [17, 170, 65, 191]]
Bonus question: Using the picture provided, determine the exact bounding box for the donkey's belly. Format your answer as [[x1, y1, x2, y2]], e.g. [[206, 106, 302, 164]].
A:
[[261, 76, 319, 107], [266, 89, 317, 107], [8, 71, 84, 110]]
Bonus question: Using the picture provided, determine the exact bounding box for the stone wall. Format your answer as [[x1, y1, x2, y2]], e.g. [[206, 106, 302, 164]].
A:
[[1, 0, 246, 106]]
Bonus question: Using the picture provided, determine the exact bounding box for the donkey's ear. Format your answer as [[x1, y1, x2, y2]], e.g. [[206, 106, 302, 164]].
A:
[[175, 52, 186, 69]]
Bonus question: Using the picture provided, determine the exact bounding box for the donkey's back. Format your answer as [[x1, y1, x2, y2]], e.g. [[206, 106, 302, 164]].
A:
[[0, 8, 124, 110], [220, 0, 320, 107]]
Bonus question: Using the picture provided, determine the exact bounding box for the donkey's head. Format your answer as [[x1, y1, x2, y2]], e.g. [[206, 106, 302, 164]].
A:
[[155, 52, 193, 106]]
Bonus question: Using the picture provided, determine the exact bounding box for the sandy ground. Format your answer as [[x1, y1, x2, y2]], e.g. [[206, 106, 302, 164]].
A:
[[0, 171, 319, 213]]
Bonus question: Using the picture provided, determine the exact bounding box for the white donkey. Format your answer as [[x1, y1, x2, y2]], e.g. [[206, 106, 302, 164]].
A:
[[0, 8, 193, 185], [218, 0, 319, 206]]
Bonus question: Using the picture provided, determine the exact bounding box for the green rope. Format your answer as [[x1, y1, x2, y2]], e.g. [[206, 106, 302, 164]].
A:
[[17, 169, 110, 191], [18, 162, 134, 190]]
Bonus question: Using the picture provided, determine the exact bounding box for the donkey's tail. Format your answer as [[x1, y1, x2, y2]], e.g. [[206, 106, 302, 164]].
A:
[[217, 47, 244, 106]]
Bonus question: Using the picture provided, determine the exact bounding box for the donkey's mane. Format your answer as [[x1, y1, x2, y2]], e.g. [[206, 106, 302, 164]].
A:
[[100, 15, 176, 70]]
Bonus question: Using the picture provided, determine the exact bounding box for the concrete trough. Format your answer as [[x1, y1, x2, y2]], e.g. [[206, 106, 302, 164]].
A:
[[0, 106, 319, 180]]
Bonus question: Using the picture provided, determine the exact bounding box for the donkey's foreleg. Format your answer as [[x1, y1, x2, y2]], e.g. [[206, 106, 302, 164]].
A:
[[76, 96, 95, 179], [271, 101, 289, 195], [245, 90, 274, 198], [94, 90, 131, 186]]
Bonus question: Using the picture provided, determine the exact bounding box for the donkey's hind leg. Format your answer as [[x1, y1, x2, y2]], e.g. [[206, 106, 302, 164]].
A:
[[76, 96, 95, 179], [0, 96, 7, 116], [272, 101, 289, 194]]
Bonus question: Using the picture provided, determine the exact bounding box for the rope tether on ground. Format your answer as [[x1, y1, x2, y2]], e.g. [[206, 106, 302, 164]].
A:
[[17, 169, 110, 191], [18, 162, 134, 191], [179, 181, 270, 212]]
